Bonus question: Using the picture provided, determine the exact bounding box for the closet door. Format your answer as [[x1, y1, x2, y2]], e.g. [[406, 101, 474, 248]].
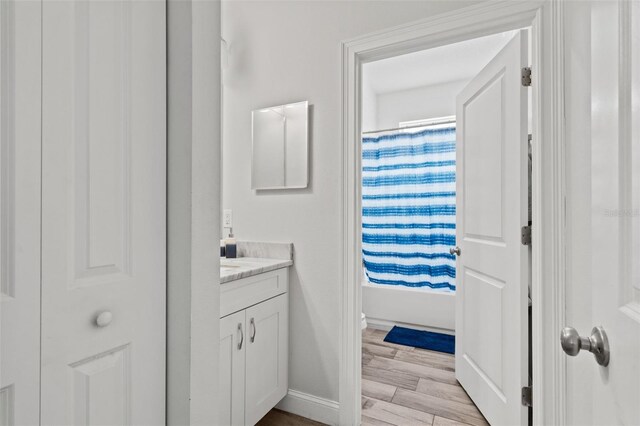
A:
[[0, 2, 41, 424], [40, 1, 166, 424], [245, 294, 288, 426], [219, 311, 246, 426]]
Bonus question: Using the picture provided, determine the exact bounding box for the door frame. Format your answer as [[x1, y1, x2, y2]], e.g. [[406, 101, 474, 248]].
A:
[[339, 1, 567, 424]]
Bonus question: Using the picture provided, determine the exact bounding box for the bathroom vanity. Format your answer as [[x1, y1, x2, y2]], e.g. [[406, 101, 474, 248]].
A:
[[219, 255, 292, 426]]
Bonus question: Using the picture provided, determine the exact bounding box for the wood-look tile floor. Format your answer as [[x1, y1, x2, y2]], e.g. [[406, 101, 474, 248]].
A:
[[361, 327, 489, 426], [257, 409, 326, 426], [257, 328, 488, 426]]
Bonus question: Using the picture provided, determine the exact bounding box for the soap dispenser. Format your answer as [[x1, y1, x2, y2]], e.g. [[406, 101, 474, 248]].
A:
[[225, 230, 237, 259]]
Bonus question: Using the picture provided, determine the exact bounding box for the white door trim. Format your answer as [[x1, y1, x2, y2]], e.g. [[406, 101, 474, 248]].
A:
[[339, 1, 566, 424]]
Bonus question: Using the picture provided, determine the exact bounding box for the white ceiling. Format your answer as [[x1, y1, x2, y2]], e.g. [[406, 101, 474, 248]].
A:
[[363, 31, 518, 95]]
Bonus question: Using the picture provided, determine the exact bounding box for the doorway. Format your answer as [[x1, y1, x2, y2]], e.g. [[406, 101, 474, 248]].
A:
[[359, 29, 530, 425], [339, 2, 566, 425]]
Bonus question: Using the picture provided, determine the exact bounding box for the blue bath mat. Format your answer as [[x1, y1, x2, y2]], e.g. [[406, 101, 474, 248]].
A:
[[384, 326, 455, 354]]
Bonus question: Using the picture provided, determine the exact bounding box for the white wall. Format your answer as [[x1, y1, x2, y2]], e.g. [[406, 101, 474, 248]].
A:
[[167, 1, 221, 424], [361, 74, 378, 132], [375, 79, 468, 129], [221, 0, 485, 405]]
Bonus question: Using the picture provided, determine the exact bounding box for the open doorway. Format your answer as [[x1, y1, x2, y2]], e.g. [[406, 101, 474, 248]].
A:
[[358, 29, 532, 425]]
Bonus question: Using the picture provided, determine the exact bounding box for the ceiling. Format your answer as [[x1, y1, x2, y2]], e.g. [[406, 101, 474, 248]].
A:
[[363, 31, 518, 95]]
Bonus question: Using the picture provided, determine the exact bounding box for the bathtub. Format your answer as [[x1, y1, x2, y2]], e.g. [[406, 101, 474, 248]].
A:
[[362, 279, 455, 334]]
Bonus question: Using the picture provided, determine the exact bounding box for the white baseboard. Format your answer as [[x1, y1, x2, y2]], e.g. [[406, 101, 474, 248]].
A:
[[366, 317, 455, 336], [276, 389, 339, 425]]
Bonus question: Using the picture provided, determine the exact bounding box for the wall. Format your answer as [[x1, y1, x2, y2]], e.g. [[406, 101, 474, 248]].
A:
[[375, 79, 468, 129], [167, 1, 221, 424], [221, 0, 484, 406], [361, 74, 378, 132]]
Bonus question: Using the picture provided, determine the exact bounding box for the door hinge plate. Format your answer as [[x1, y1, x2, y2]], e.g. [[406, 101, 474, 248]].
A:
[[521, 225, 532, 245], [522, 67, 532, 87], [522, 386, 532, 407]]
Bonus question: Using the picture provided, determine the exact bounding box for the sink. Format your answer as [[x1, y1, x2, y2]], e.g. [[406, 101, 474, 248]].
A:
[[220, 263, 241, 269], [221, 260, 256, 268]]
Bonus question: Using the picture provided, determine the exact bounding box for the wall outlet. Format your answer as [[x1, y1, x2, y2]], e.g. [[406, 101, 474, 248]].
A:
[[223, 209, 233, 228]]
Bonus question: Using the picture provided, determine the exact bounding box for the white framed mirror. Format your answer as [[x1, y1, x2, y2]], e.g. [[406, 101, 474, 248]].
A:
[[251, 100, 308, 190]]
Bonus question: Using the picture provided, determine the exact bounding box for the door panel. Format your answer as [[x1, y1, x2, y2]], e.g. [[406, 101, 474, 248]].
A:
[[455, 30, 528, 426], [70, 345, 131, 425], [40, 1, 166, 424], [245, 295, 288, 426], [0, 1, 41, 425], [219, 311, 246, 426], [462, 75, 505, 241], [570, 1, 640, 423]]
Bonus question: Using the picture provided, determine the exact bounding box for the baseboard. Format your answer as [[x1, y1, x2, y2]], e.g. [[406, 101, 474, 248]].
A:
[[276, 389, 339, 425], [366, 317, 455, 336]]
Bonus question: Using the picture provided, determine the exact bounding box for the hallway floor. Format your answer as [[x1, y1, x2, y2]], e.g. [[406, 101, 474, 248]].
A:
[[257, 409, 325, 426], [362, 328, 488, 426]]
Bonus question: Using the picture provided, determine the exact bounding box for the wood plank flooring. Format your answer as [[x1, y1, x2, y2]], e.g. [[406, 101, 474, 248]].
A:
[[361, 328, 488, 426], [257, 328, 488, 426], [256, 409, 326, 426]]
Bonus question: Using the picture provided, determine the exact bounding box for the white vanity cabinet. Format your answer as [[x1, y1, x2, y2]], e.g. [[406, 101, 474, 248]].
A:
[[219, 268, 289, 426]]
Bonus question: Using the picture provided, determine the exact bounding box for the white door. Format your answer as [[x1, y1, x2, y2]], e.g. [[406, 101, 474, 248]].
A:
[[0, 1, 41, 424], [219, 311, 246, 426], [565, 1, 640, 423], [245, 295, 288, 426], [454, 30, 529, 426], [40, 1, 166, 424]]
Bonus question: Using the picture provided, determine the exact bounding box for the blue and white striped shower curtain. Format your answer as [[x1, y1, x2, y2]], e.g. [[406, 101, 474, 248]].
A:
[[362, 126, 456, 291]]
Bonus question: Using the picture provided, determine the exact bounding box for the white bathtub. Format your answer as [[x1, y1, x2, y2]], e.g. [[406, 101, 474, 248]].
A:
[[362, 279, 455, 334]]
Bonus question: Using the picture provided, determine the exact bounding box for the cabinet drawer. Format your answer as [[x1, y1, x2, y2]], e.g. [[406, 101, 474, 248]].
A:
[[220, 268, 288, 318]]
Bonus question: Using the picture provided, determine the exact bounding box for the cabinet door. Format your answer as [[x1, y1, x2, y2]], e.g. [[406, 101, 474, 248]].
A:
[[245, 294, 288, 425], [219, 310, 246, 426]]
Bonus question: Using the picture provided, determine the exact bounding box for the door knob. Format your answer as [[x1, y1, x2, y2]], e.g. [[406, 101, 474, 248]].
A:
[[95, 311, 113, 328], [560, 326, 610, 366], [449, 246, 461, 256]]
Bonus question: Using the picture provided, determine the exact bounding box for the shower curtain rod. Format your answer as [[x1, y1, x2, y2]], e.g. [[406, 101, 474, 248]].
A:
[[362, 118, 456, 135]]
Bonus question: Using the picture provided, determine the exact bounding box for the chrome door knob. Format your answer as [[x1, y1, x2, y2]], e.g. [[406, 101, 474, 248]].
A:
[[95, 311, 113, 328], [560, 326, 610, 366], [449, 246, 461, 256]]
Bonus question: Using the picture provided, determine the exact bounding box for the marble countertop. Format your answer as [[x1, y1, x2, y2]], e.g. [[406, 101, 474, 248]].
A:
[[220, 257, 293, 284]]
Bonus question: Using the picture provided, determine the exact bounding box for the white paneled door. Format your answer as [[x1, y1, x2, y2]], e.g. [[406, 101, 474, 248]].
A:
[[0, 1, 42, 424], [454, 30, 529, 425], [565, 1, 640, 424], [40, 1, 166, 424]]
